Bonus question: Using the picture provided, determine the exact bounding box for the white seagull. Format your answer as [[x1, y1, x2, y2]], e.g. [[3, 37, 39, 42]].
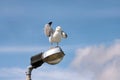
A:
[[44, 22, 67, 46]]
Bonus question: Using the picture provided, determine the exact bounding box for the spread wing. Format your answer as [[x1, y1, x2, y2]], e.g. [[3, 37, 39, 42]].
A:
[[44, 22, 54, 37], [61, 31, 68, 38]]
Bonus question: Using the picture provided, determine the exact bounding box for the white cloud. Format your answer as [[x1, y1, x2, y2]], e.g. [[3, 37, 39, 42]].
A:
[[1, 39, 120, 80], [97, 61, 120, 80], [71, 39, 120, 80]]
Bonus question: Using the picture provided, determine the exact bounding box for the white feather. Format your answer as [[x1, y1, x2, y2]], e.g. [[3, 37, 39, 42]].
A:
[[44, 23, 67, 46]]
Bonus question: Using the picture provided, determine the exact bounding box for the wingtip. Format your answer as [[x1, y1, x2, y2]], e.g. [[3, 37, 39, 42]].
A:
[[62, 31, 68, 38], [48, 21, 52, 25]]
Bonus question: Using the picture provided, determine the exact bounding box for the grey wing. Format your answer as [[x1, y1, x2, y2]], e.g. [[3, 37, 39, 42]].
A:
[[44, 22, 54, 37], [61, 31, 68, 38]]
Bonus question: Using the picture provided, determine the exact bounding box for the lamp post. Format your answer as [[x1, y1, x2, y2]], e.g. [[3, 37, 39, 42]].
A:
[[26, 46, 65, 80]]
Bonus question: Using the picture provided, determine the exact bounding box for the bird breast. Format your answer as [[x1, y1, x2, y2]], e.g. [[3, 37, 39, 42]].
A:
[[49, 31, 62, 43]]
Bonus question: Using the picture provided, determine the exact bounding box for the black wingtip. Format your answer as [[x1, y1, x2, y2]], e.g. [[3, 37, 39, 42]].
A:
[[48, 21, 52, 25]]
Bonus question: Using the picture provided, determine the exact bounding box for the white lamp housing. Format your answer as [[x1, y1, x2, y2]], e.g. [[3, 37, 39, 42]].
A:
[[42, 46, 65, 65]]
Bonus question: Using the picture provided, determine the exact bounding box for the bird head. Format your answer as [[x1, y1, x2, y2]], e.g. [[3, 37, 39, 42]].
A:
[[56, 26, 62, 32]]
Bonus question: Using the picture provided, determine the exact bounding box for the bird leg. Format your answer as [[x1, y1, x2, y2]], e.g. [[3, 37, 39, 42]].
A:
[[57, 42, 59, 47], [51, 42, 53, 45], [49, 43, 54, 49]]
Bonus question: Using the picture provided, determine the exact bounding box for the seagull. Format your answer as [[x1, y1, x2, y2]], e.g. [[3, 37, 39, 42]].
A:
[[44, 22, 67, 46]]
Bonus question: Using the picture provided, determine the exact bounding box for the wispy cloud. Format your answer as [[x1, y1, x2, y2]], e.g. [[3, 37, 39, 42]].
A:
[[0, 67, 25, 80], [0, 67, 88, 80], [71, 39, 120, 80], [84, 7, 120, 18], [0, 0, 119, 19], [0, 46, 48, 53], [0, 45, 79, 53]]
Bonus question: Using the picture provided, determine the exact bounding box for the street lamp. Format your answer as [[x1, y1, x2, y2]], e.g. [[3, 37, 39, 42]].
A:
[[26, 46, 65, 80]]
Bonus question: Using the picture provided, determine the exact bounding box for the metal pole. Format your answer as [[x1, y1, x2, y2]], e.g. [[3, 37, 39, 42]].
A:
[[26, 66, 33, 80]]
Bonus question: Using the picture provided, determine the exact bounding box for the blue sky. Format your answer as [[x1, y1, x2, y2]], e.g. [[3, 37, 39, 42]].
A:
[[0, 0, 120, 80]]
